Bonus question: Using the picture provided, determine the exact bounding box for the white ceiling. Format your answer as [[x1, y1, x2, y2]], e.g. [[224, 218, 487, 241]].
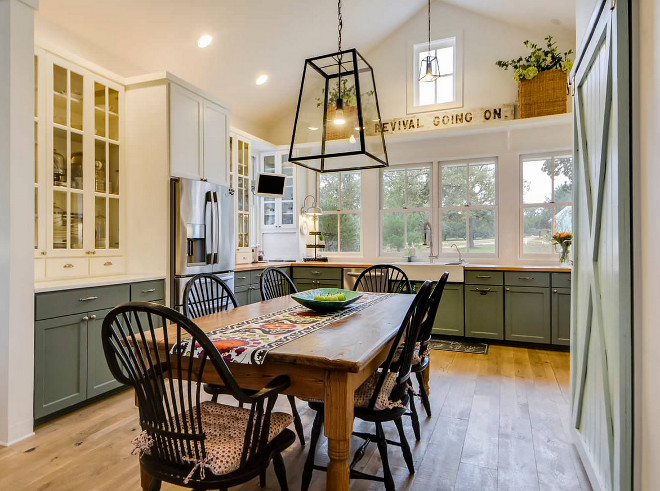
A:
[[35, 0, 576, 138]]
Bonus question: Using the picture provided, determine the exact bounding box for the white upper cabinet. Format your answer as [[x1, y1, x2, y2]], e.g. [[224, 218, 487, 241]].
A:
[[260, 150, 296, 231], [169, 83, 203, 180], [202, 100, 230, 186], [169, 83, 229, 185]]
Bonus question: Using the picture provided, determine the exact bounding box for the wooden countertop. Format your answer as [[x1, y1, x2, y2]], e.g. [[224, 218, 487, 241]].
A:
[[234, 261, 571, 273]]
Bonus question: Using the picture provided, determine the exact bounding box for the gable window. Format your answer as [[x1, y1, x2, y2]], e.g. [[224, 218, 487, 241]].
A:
[[381, 165, 432, 256], [318, 171, 361, 253], [521, 153, 573, 255], [440, 159, 498, 255], [409, 37, 462, 113]]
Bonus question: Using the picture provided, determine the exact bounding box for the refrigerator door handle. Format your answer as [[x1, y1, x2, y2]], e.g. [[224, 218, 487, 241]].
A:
[[212, 191, 220, 265], [205, 191, 214, 264]]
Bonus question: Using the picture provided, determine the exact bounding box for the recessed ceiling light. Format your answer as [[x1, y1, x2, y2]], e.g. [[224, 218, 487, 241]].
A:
[[256, 74, 269, 86], [197, 34, 213, 48]]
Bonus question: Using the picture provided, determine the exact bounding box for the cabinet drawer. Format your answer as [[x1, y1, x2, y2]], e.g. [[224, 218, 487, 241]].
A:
[[292, 267, 342, 281], [552, 273, 572, 289], [45, 257, 89, 280], [234, 271, 251, 288], [35, 284, 130, 321], [504, 272, 550, 288], [250, 269, 265, 285], [89, 257, 125, 276], [131, 280, 165, 302], [35, 258, 46, 282], [464, 271, 503, 285]]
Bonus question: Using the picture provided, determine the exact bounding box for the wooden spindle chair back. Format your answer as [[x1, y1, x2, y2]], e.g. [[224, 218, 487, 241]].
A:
[[417, 272, 450, 354], [101, 302, 285, 479], [183, 273, 238, 319], [368, 281, 433, 410], [260, 267, 298, 300], [353, 264, 412, 294]]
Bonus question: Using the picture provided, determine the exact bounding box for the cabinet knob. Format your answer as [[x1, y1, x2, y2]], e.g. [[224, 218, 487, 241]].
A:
[[40, 251, 47, 256], [82, 316, 89, 321], [553, 289, 558, 293], [506, 287, 510, 291], [89, 314, 97, 320]]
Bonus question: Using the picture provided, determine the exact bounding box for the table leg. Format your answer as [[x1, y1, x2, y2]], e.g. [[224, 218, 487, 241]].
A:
[[324, 371, 354, 491], [140, 463, 153, 490]]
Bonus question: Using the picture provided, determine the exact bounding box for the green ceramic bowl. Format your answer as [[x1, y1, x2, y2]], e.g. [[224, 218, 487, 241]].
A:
[[291, 288, 363, 313]]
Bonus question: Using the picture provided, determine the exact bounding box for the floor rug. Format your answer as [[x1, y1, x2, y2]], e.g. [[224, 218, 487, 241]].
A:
[[429, 338, 489, 355]]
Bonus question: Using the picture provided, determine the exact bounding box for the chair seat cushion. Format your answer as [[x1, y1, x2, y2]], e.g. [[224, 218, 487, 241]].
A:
[[392, 342, 428, 365], [301, 371, 404, 411], [134, 401, 293, 478]]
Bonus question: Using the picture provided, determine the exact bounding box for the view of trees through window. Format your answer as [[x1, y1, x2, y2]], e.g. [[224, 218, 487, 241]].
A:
[[441, 160, 498, 254], [381, 165, 432, 255], [318, 172, 361, 253], [521, 154, 573, 254]]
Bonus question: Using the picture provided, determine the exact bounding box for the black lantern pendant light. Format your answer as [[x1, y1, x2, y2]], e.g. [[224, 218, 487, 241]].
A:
[[419, 0, 441, 82], [289, 0, 388, 173]]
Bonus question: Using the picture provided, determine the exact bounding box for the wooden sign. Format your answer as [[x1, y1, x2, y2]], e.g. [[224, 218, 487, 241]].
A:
[[376, 104, 515, 134]]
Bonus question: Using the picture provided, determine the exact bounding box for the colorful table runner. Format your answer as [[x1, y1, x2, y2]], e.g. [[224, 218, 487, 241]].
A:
[[173, 293, 393, 365]]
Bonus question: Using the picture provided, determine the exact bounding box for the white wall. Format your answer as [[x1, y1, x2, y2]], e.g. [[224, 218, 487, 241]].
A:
[[265, 1, 575, 145], [317, 117, 572, 265], [636, 0, 660, 488], [0, 0, 37, 446]]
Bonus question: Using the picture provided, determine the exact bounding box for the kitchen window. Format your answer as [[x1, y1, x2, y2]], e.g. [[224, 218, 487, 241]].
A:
[[317, 171, 361, 253], [440, 159, 498, 256], [520, 153, 573, 255], [408, 36, 462, 113], [380, 164, 432, 256]]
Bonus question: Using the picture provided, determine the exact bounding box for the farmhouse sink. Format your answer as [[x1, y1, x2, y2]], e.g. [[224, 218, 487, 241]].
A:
[[392, 262, 465, 283]]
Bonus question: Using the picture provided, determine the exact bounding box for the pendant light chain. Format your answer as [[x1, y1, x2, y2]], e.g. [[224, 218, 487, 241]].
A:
[[337, 0, 343, 53], [427, 0, 431, 51]]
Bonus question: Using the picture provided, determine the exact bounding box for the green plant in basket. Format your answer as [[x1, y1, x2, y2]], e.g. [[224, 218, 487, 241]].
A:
[[496, 35, 574, 82]]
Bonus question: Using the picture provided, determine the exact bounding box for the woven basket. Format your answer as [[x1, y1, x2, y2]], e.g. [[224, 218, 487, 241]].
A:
[[518, 69, 568, 119], [326, 105, 358, 140]]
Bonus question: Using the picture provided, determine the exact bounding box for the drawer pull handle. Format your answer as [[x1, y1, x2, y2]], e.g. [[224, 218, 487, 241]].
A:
[[476, 275, 492, 279], [475, 288, 491, 292], [141, 288, 156, 293], [518, 276, 535, 281], [63, 263, 75, 269], [311, 271, 321, 275], [104, 261, 113, 266], [237, 276, 247, 280], [79, 296, 98, 302]]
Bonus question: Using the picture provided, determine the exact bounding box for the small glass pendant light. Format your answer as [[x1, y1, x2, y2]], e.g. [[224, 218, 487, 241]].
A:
[[289, 0, 388, 173], [419, 0, 440, 82]]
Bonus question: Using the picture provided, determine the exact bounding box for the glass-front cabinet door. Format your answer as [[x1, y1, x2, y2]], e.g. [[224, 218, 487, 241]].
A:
[[40, 52, 123, 260], [260, 150, 296, 230]]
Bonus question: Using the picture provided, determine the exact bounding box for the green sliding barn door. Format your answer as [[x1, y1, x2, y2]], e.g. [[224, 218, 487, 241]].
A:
[[571, 1, 632, 489]]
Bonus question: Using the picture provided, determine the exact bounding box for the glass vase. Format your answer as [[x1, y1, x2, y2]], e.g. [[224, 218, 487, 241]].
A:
[[560, 241, 571, 265]]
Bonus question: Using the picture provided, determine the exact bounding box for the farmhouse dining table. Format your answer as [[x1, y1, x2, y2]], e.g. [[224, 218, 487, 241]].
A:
[[138, 293, 417, 491]]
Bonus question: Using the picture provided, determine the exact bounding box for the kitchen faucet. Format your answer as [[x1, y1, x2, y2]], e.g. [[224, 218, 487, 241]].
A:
[[450, 243, 465, 265], [422, 222, 438, 263]]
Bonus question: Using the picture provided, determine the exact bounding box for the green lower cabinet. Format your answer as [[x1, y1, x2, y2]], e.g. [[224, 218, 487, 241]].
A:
[[432, 284, 465, 336], [234, 285, 249, 306], [465, 285, 504, 340], [34, 313, 88, 420], [248, 286, 262, 304], [552, 287, 571, 346], [505, 286, 551, 344], [87, 308, 123, 399], [294, 279, 342, 291]]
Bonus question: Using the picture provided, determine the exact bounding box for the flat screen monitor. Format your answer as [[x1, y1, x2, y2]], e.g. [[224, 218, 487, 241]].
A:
[[255, 172, 286, 198]]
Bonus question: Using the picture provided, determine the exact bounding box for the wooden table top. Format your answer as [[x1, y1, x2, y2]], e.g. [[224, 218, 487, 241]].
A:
[[155, 294, 415, 374]]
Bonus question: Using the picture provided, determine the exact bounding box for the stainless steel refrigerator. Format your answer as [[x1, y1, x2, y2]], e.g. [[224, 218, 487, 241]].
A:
[[170, 177, 235, 311]]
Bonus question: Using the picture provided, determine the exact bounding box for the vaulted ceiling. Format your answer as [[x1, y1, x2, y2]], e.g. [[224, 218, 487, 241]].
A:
[[35, 0, 575, 138]]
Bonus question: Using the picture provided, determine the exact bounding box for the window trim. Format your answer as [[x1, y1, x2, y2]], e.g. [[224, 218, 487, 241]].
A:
[[379, 163, 434, 257], [316, 171, 362, 254], [519, 151, 574, 258], [438, 157, 499, 258], [407, 33, 464, 114]]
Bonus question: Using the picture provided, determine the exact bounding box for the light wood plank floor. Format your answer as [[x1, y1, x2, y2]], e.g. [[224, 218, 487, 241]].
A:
[[0, 345, 590, 490]]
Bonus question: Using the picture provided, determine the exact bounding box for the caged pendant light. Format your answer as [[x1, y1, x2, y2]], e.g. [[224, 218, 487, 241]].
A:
[[289, 0, 388, 173], [419, 0, 441, 82]]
